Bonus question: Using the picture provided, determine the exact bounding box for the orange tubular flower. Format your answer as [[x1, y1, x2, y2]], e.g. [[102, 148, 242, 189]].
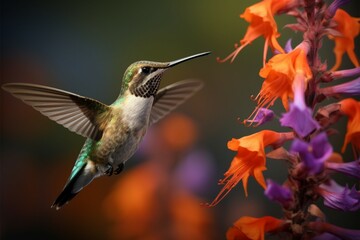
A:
[[339, 98, 360, 155], [329, 9, 360, 71], [208, 130, 293, 207], [218, 0, 295, 64], [248, 43, 312, 121], [227, 216, 285, 240]]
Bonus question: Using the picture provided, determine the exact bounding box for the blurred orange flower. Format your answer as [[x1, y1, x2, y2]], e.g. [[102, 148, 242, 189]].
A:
[[218, 0, 295, 64], [103, 162, 215, 240], [103, 113, 215, 240], [226, 216, 285, 240], [329, 9, 360, 71], [208, 130, 293, 206], [248, 44, 312, 121], [339, 98, 360, 155]]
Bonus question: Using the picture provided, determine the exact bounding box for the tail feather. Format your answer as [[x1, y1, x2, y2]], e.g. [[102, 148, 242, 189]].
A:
[[52, 161, 97, 210]]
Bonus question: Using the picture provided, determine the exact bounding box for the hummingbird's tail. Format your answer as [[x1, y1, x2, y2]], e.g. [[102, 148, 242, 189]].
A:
[[52, 160, 98, 210]]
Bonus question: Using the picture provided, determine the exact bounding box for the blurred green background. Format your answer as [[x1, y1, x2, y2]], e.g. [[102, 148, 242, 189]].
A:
[[1, 0, 359, 239]]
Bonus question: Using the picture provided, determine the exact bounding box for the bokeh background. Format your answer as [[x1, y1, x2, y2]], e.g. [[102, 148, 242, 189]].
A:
[[1, 0, 360, 239]]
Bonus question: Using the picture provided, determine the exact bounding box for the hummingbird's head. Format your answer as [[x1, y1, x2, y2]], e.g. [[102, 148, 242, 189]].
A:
[[122, 52, 210, 98]]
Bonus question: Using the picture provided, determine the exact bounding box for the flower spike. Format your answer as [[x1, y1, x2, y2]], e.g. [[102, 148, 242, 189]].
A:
[[214, 0, 360, 238]]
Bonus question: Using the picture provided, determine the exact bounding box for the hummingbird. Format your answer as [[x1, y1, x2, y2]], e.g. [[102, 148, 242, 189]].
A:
[[2, 51, 210, 209]]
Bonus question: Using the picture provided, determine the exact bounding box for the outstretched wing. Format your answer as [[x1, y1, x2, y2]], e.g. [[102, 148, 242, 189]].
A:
[[150, 79, 204, 125], [2, 83, 110, 140]]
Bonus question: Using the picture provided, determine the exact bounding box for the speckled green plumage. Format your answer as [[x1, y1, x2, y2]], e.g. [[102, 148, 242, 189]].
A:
[[67, 139, 94, 183]]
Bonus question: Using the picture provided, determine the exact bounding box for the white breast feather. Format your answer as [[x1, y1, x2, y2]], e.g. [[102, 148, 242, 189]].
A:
[[122, 94, 154, 129]]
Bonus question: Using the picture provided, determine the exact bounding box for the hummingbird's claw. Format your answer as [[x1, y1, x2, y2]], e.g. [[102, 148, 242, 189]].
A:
[[104, 164, 113, 176], [114, 163, 125, 175]]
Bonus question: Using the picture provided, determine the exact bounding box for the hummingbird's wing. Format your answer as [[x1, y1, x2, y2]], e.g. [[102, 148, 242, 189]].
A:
[[2, 83, 110, 140], [150, 79, 203, 125]]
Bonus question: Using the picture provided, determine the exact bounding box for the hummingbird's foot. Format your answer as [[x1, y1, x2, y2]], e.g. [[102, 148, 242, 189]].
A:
[[104, 164, 113, 176], [114, 163, 125, 175]]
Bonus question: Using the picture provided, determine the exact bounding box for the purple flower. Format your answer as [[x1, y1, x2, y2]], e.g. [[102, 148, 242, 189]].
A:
[[264, 179, 293, 207], [281, 70, 320, 137], [284, 39, 293, 53], [327, 0, 350, 18], [174, 150, 216, 195], [280, 103, 320, 138], [326, 159, 360, 179], [320, 77, 360, 97], [331, 67, 360, 80], [291, 133, 332, 174], [317, 180, 360, 212], [243, 108, 274, 126]]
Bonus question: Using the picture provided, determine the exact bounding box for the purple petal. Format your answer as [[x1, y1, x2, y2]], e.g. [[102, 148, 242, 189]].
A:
[[273, 49, 282, 55], [320, 78, 360, 97], [264, 179, 293, 207], [291, 138, 313, 164], [291, 133, 332, 174], [327, 0, 350, 17], [280, 104, 320, 138], [284, 39, 293, 53], [318, 180, 360, 211], [326, 160, 360, 179], [310, 133, 333, 163], [332, 67, 360, 79], [293, 139, 324, 174], [348, 187, 360, 211], [244, 108, 274, 126]]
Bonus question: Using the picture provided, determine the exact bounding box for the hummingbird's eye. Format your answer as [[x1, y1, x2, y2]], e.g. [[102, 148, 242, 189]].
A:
[[141, 67, 151, 74]]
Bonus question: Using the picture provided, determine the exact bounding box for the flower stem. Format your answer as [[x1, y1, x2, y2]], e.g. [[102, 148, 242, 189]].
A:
[[304, 0, 325, 108]]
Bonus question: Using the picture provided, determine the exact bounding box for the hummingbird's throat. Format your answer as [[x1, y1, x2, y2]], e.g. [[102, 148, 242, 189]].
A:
[[130, 74, 162, 98]]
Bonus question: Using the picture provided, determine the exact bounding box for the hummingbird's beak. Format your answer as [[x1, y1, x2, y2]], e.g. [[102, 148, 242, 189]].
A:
[[167, 51, 211, 68]]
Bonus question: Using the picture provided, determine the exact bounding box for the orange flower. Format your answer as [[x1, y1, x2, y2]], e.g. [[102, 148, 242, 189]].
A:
[[218, 0, 295, 64], [329, 9, 360, 71], [208, 130, 293, 206], [339, 98, 360, 155], [227, 216, 285, 240], [248, 44, 312, 121]]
